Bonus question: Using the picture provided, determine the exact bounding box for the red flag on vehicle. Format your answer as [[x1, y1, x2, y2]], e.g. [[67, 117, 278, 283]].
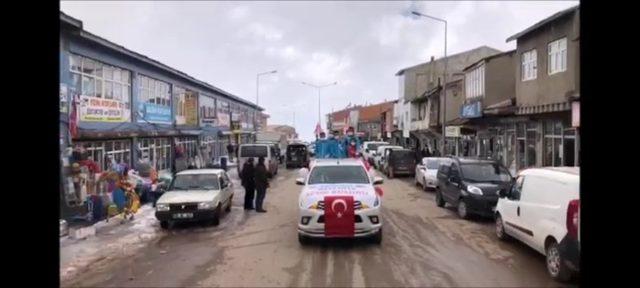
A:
[[324, 195, 355, 237]]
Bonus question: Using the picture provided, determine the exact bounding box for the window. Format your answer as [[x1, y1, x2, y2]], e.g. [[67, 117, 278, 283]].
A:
[[239, 145, 268, 157], [465, 64, 485, 99], [173, 86, 186, 117], [521, 49, 537, 81], [510, 176, 525, 201], [548, 37, 567, 75], [460, 163, 512, 182], [171, 174, 220, 190], [69, 54, 131, 107], [308, 166, 370, 184], [138, 75, 171, 107]]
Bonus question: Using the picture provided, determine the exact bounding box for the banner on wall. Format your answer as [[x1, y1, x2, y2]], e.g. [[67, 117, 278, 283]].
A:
[[60, 83, 68, 113], [139, 103, 172, 124], [218, 113, 230, 127], [80, 95, 130, 122], [184, 94, 198, 125]]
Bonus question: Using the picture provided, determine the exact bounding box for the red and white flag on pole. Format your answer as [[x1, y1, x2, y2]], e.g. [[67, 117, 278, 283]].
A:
[[314, 123, 323, 137], [324, 195, 355, 237]]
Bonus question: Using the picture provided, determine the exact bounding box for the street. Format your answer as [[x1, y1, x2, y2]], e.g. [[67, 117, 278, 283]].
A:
[[61, 167, 574, 287]]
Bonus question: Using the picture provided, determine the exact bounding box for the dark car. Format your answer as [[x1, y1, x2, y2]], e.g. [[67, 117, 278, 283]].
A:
[[384, 149, 416, 178], [435, 157, 514, 219], [285, 143, 309, 168]]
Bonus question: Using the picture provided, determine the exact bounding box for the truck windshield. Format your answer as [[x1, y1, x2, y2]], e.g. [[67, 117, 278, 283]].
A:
[[308, 166, 369, 184]]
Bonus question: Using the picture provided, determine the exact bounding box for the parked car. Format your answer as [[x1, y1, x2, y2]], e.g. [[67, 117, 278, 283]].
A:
[[495, 167, 580, 282], [435, 157, 514, 219], [285, 143, 309, 169], [155, 169, 234, 229], [383, 149, 416, 178], [362, 141, 389, 166], [415, 157, 451, 191], [237, 143, 279, 178], [296, 158, 384, 245], [374, 145, 403, 169]]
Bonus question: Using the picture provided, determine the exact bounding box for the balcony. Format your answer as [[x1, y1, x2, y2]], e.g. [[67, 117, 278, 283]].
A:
[[410, 119, 430, 131]]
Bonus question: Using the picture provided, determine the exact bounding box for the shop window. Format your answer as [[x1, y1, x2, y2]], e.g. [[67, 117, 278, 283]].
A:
[[138, 74, 171, 108], [69, 54, 131, 110], [526, 127, 537, 168]]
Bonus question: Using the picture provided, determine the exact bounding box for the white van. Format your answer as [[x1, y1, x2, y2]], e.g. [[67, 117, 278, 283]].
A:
[[495, 167, 580, 282], [237, 144, 279, 178]]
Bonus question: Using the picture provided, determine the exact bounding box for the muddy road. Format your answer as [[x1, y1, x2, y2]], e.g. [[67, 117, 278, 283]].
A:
[[62, 167, 575, 287]]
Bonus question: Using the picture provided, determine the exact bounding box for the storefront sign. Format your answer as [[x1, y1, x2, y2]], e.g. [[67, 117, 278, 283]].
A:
[[199, 96, 216, 126], [572, 101, 580, 127], [60, 83, 68, 113], [461, 101, 482, 118], [231, 113, 240, 122], [184, 94, 198, 125], [445, 126, 461, 138], [140, 103, 172, 124], [80, 95, 130, 122]]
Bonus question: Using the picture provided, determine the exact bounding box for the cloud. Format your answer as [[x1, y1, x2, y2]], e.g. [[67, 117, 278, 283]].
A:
[[60, 1, 579, 141]]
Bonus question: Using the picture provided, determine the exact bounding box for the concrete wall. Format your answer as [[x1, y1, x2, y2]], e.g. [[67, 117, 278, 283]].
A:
[[484, 52, 516, 106], [514, 10, 579, 107], [442, 80, 465, 123], [399, 46, 503, 103]]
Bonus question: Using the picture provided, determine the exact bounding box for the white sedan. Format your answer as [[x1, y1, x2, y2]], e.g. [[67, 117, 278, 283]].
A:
[[296, 159, 384, 245], [415, 157, 451, 191], [155, 169, 234, 229]]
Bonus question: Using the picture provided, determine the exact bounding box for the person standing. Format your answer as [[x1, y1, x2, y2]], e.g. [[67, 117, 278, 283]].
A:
[[254, 157, 269, 213], [240, 158, 256, 210], [227, 142, 235, 162]]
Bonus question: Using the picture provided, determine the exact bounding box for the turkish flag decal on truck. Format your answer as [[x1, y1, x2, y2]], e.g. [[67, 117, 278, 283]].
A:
[[324, 195, 355, 237]]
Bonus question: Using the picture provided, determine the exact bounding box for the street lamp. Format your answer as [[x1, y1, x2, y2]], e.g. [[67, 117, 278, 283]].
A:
[[256, 70, 277, 106], [411, 10, 448, 156], [301, 81, 338, 138]]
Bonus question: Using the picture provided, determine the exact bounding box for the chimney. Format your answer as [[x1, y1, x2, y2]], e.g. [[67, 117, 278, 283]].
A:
[[430, 56, 435, 62]]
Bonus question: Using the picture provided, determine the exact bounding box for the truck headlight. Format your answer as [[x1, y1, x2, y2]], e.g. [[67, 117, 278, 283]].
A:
[[156, 203, 170, 212], [467, 185, 483, 195], [198, 201, 215, 210]]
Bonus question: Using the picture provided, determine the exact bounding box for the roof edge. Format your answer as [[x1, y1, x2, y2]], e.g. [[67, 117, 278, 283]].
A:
[[506, 5, 579, 42]]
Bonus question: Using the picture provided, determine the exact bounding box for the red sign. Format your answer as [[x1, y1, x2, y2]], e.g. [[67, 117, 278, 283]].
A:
[[323, 195, 355, 237]]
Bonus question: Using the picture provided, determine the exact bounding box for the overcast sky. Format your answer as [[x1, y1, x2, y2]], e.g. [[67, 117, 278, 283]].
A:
[[61, 1, 578, 141]]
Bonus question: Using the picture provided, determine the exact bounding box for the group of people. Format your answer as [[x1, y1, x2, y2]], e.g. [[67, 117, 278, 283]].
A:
[[239, 157, 270, 213], [314, 127, 362, 159]]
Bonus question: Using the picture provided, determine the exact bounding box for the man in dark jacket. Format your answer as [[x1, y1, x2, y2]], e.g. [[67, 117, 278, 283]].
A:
[[240, 158, 256, 210], [254, 157, 270, 213], [227, 143, 235, 162]]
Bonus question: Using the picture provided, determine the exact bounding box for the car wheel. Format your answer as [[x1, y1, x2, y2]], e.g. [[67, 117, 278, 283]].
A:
[[546, 241, 573, 282], [423, 178, 429, 191], [225, 197, 232, 213], [160, 220, 170, 230], [298, 234, 312, 245], [457, 199, 470, 219], [495, 214, 510, 241], [286, 164, 290, 169], [370, 228, 382, 244], [435, 189, 446, 207], [211, 204, 222, 226]]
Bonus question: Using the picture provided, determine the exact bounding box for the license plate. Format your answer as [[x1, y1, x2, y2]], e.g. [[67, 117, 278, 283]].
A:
[[173, 213, 193, 219]]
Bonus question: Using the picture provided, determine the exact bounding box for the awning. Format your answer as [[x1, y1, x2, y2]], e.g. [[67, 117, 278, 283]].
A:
[[446, 118, 470, 126], [483, 98, 516, 116]]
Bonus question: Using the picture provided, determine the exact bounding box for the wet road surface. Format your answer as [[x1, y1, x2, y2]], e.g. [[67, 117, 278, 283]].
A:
[[62, 166, 576, 287]]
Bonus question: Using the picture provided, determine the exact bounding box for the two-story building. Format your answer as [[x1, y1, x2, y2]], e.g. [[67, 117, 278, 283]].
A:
[[395, 46, 502, 153], [355, 101, 396, 141], [452, 5, 579, 173], [60, 11, 263, 216]]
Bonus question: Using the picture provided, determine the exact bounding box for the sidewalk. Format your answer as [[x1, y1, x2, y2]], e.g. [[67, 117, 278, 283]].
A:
[[60, 204, 161, 282]]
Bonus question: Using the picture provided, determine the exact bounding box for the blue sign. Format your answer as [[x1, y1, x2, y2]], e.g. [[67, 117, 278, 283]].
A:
[[139, 103, 172, 124], [461, 101, 482, 118]]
